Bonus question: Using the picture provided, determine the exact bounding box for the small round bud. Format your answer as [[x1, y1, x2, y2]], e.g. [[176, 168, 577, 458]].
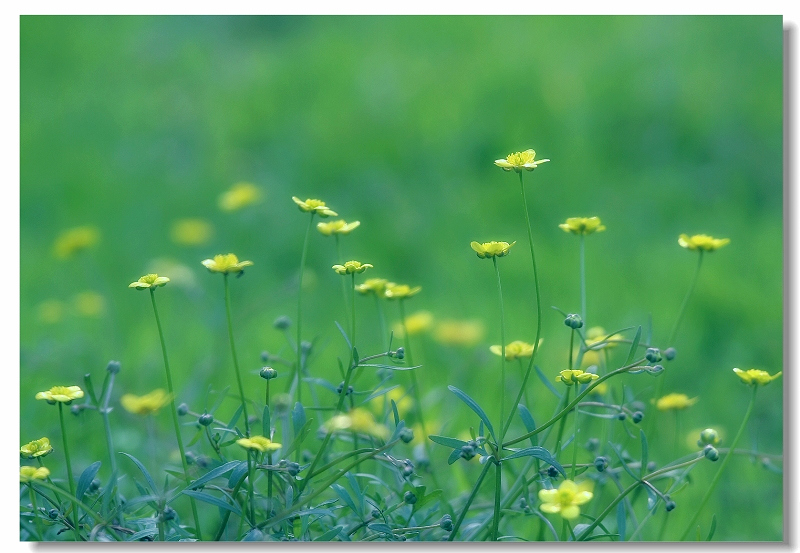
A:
[[698, 428, 720, 446], [399, 427, 414, 444], [260, 367, 278, 380], [664, 347, 677, 361], [278, 459, 288, 467], [439, 514, 454, 532], [300, 341, 313, 354], [704, 445, 720, 462], [617, 411, 627, 421], [287, 462, 301, 476], [371, 509, 381, 519], [460, 445, 476, 461], [402, 463, 414, 477], [71, 405, 81, 416], [585, 437, 600, 452], [198, 413, 214, 426], [395, 347, 405, 360], [197, 455, 210, 469], [89, 478, 101, 493], [106, 360, 121, 374], [647, 364, 665, 376], [177, 403, 189, 416], [665, 499, 676, 512], [260, 351, 271, 362], [273, 316, 291, 330], [161, 506, 176, 521], [564, 313, 584, 329], [403, 491, 417, 504], [48, 508, 59, 520], [645, 348, 662, 363], [594, 456, 609, 472], [547, 465, 560, 478], [647, 461, 657, 471], [632, 411, 644, 424], [185, 451, 196, 465]]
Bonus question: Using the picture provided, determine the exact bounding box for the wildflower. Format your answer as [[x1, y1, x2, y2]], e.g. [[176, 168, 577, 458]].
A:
[[538, 480, 593, 520], [120, 389, 173, 416], [394, 311, 434, 337], [20, 466, 51, 483], [384, 283, 421, 300], [564, 314, 584, 329], [219, 182, 261, 211], [20, 438, 53, 459], [236, 436, 282, 453], [494, 149, 550, 173], [332, 260, 373, 275], [585, 327, 620, 349], [53, 226, 100, 259], [470, 241, 516, 259], [590, 381, 609, 395], [37, 299, 64, 324], [72, 291, 105, 317], [556, 369, 599, 386], [655, 393, 698, 411], [356, 278, 389, 296], [170, 218, 213, 246], [369, 386, 413, 418], [35, 386, 84, 404], [292, 196, 337, 217], [698, 428, 721, 447], [324, 408, 390, 440], [732, 368, 782, 386], [317, 220, 360, 236], [434, 319, 485, 347], [678, 234, 730, 252], [201, 253, 254, 274], [489, 339, 542, 361], [559, 217, 606, 236], [129, 274, 170, 290]]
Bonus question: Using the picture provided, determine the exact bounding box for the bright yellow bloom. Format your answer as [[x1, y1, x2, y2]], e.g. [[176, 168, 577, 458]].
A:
[[332, 260, 373, 275], [129, 274, 170, 290], [434, 319, 485, 347], [73, 291, 106, 318], [219, 182, 261, 212], [369, 386, 413, 418], [732, 368, 782, 386], [470, 241, 516, 259], [37, 299, 64, 324], [489, 339, 543, 361], [120, 389, 173, 416], [494, 149, 550, 173], [556, 369, 599, 386], [317, 220, 360, 236], [384, 283, 421, 300], [170, 218, 213, 246], [236, 436, 282, 453], [53, 226, 100, 259], [292, 197, 337, 217], [20, 466, 51, 483], [656, 393, 698, 411], [356, 278, 389, 296], [35, 386, 84, 404], [559, 217, 606, 236], [201, 253, 254, 274], [324, 408, 390, 440], [394, 311, 433, 337], [20, 438, 53, 459], [678, 234, 730, 252], [538, 480, 593, 520]]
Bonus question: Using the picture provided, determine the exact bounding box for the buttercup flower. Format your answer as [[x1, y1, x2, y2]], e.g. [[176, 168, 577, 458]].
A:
[[170, 218, 213, 246], [332, 260, 373, 275], [355, 278, 389, 296], [470, 241, 516, 259], [732, 368, 782, 386], [20, 466, 51, 483], [369, 386, 413, 418], [292, 197, 337, 217], [324, 408, 390, 440], [559, 217, 606, 236], [129, 274, 170, 290], [656, 393, 698, 411], [35, 386, 84, 404], [556, 369, 599, 386], [120, 389, 173, 416], [384, 283, 421, 300], [53, 226, 100, 259], [678, 234, 730, 252], [434, 319, 485, 347], [494, 149, 550, 173], [489, 339, 543, 361], [317, 220, 360, 236], [236, 436, 282, 453], [219, 182, 261, 212], [201, 253, 254, 274], [394, 311, 433, 337], [21, 438, 53, 459], [538, 480, 593, 520]]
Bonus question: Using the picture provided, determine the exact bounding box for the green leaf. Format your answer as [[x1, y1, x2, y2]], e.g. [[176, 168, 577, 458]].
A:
[[226, 404, 244, 430], [182, 489, 242, 516], [361, 384, 400, 404], [283, 417, 314, 458], [535, 365, 563, 399], [119, 452, 158, 495], [100, 469, 118, 517], [345, 472, 365, 514], [447, 448, 462, 465], [335, 321, 353, 351], [292, 402, 307, 437], [83, 373, 98, 405], [616, 502, 626, 542], [353, 346, 359, 365], [639, 429, 648, 479], [503, 447, 565, 478], [517, 405, 538, 447], [626, 326, 642, 365], [76, 461, 101, 502], [609, 444, 639, 481], [367, 523, 394, 535], [390, 399, 400, 427], [126, 528, 159, 541], [706, 514, 717, 541], [357, 363, 420, 371], [428, 435, 468, 449], [448, 385, 495, 442], [313, 526, 344, 541], [188, 461, 242, 490], [241, 528, 264, 541], [209, 385, 231, 414], [331, 483, 361, 518], [228, 462, 249, 488]]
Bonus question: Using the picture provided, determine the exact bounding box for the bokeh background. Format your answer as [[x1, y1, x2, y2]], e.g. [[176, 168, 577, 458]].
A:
[[20, 15, 783, 541]]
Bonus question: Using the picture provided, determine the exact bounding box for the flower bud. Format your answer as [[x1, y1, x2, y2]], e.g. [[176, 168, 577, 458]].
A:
[[460, 444, 476, 461], [439, 514, 454, 532], [617, 412, 627, 421], [336, 381, 354, 395], [287, 462, 300, 476], [402, 463, 414, 477], [403, 491, 417, 504], [395, 347, 405, 360], [698, 428, 720, 447], [594, 456, 609, 472], [260, 351, 271, 362], [564, 313, 584, 329], [665, 498, 676, 512], [645, 348, 662, 363], [48, 508, 59, 520], [547, 465, 560, 478], [260, 367, 278, 380], [161, 506, 176, 521], [704, 445, 720, 461], [371, 509, 381, 519], [664, 347, 677, 361], [177, 403, 189, 416], [647, 364, 665, 376], [106, 360, 121, 374], [632, 411, 644, 424], [185, 451, 196, 465], [273, 316, 291, 330], [399, 427, 414, 444], [300, 341, 313, 355], [585, 437, 600, 452], [198, 413, 214, 426], [71, 405, 81, 416]]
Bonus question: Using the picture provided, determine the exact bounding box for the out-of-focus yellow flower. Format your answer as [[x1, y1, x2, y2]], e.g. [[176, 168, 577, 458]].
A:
[[170, 218, 213, 246], [369, 386, 413, 418], [21, 438, 53, 459], [678, 234, 730, 252], [470, 241, 516, 259], [585, 327, 620, 350], [53, 226, 100, 259], [656, 393, 698, 411], [20, 466, 50, 483], [556, 369, 599, 386], [236, 436, 282, 453], [539, 480, 593, 520], [317, 220, 360, 236], [73, 291, 105, 318], [559, 217, 606, 236], [332, 260, 373, 275], [384, 283, 421, 300], [201, 253, 253, 274], [35, 386, 84, 404], [434, 319, 486, 347], [324, 408, 389, 440], [489, 339, 543, 361], [590, 381, 608, 395], [394, 311, 433, 337], [120, 389, 173, 416], [219, 182, 261, 212], [292, 197, 337, 217], [494, 149, 550, 173], [355, 278, 388, 296], [732, 368, 782, 386], [129, 274, 170, 290], [37, 300, 64, 324]]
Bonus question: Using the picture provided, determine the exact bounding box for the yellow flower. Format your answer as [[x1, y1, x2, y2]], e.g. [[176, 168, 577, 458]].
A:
[[120, 389, 173, 416], [219, 182, 261, 212], [73, 291, 106, 318], [489, 339, 543, 361], [20, 438, 53, 459], [678, 234, 730, 252], [53, 226, 100, 259], [585, 327, 620, 350], [393, 311, 434, 337], [384, 283, 421, 300], [292, 196, 338, 217], [732, 368, 782, 386], [355, 278, 389, 296], [470, 241, 516, 259], [332, 260, 373, 275], [236, 436, 282, 453], [35, 386, 84, 404], [434, 319, 486, 347], [201, 253, 254, 274], [170, 218, 213, 246], [655, 393, 698, 411], [591, 381, 608, 395], [324, 408, 390, 440], [494, 149, 550, 173], [20, 466, 51, 483], [37, 299, 64, 324], [538, 480, 593, 520], [556, 369, 599, 386], [369, 386, 413, 418], [129, 274, 170, 290], [317, 220, 360, 236], [559, 217, 606, 236]]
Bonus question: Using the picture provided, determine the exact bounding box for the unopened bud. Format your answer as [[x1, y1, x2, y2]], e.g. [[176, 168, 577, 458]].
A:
[[395, 347, 405, 360], [632, 411, 644, 424], [645, 348, 662, 363], [300, 341, 313, 354], [260, 367, 278, 380], [704, 445, 720, 462], [647, 364, 665, 376], [460, 445, 476, 461], [439, 514, 453, 532], [106, 360, 121, 374], [198, 413, 213, 426], [594, 456, 609, 472], [665, 499, 676, 512], [664, 347, 677, 361], [585, 437, 600, 452], [273, 316, 291, 330], [177, 403, 189, 416], [617, 412, 627, 421], [399, 427, 414, 444], [698, 428, 720, 447], [564, 313, 584, 329], [403, 491, 417, 504], [547, 465, 559, 478]]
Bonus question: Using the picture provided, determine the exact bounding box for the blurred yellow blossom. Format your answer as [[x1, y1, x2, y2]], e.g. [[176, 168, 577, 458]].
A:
[[35, 386, 84, 404], [129, 274, 170, 290], [324, 408, 389, 440], [556, 369, 599, 386], [332, 260, 373, 275], [732, 368, 782, 386], [494, 149, 550, 172], [170, 218, 214, 245], [317, 219, 360, 236], [292, 197, 337, 217], [73, 291, 105, 318], [20, 466, 50, 483], [678, 234, 730, 252], [394, 311, 434, 337], [539, 480, 593, 520], [219, 182, 261, 211], [120, 389, 173, 416], [434, 319, 485, 347], [236, 436, 282, 453], [20, 438, 53, 459], [590, 381, 608, 395], [489, 339, 542, 361], [37, 299, 64, 324], [559, 217, 606, 236], [656, 393, 698, 411], [369, 386, 413, 418], [202, 253, 253, 274], [585, 327, 621, 350], [356, 278, 389, 296], [384, 283, 421, 300], [53, 226, 100, 259], [470, 241, 515, 259]]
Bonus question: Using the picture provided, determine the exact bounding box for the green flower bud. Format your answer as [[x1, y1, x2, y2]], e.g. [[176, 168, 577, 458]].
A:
[[664, 347, 677, 361], [106, 360, 121, 374], [547, 465, 560, 478], [260, 367, 278, 380], [617, 411, 627, 421], [665, 499, 676, 512], [439, 514, 454, 532], [704, 445, 720, 461], [198, 413, 214, 426], [698, 428, 720, 447], [645, 348, 662, 363], [632, 411, 644, 424], [177, 403, 189, 416], [585, 437, 600, 452], [403, 491, 417, 504], [564, 313, 584, 329], [399, 427, 414, 444], [594, 456, 609, 472], [273, 316, 291, 330]]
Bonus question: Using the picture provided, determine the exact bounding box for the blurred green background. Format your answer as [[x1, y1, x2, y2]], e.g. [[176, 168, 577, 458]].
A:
[[20, 15, 783, 541]]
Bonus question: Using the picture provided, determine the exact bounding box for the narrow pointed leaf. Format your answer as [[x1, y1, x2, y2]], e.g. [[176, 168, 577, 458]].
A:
[[188, 461, 241, 490], [626, 326, 642, 365], [706, 515, 717, 541], [639, 429, 648, 479], [447, 448, 462, 465], [119, 452, 158, 494], [428, 435, 469, 449], [517, 404, 538, 447], [76, 461, 102, 502], [535, 365, 563, 399], [448, 385, 495, 442], [503, 447, 565, 477], [292, 402, 307, 436], [182, 489, 242, 516]]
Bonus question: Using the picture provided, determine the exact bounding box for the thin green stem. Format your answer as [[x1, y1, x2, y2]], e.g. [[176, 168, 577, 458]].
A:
[[668, 251, 704, 346], [223, 274, 250, 437], [213, 471, 247, 541], [336, 235, 350, 331], [491, 461, 502, 541], [266, 380, 274, 514], [351, 273, 356, 351], [58, 403, 81, 541], [492, 257, 506, 441], [27, 483, 44, 540], [375, 295, 388, 350], [553, 387, 570, 460], [580, 234, 586, 325], [98, 370, 124, 526], [570, 403, 579, 480], [294, 213, 316, 403], [246, 451, 256, 527], [447, 457, 494, 541]]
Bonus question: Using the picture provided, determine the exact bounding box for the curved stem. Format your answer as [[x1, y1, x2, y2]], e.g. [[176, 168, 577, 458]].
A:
[[492, 257, 507, 440], [223, 275, 250, 437], [293, 213, 316, 402], [27, 482, 44, 540], [668, 251, 704, 346], [447, 458, 494, 541], [58, 403, 81, 541]]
